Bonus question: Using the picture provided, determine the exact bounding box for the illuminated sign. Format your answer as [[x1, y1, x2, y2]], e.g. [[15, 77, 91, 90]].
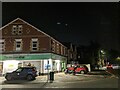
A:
[[0, 53, 67, 61]]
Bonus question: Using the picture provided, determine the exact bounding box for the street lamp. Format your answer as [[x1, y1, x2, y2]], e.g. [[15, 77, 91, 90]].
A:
[[100, 49, 107, 66], [98, 49, 106, 68], [100, 50, 105, 55]]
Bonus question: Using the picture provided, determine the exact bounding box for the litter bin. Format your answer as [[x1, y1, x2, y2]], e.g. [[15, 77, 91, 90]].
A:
[[49, 71, 54, 81]]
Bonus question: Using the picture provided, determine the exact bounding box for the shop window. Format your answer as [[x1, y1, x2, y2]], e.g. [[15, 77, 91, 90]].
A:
[[31, 39, 38, 51], [0, 39, 5, 52], [15, 39, 22, 51], [0, 62, 3, 74]]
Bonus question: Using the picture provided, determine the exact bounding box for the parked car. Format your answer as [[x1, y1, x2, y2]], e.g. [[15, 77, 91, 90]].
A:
[[5, 66, 37, 81], [65, 65, 88, 74], [107, 64, 120, 69]]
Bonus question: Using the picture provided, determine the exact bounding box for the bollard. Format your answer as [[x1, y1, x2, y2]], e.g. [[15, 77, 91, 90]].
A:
[[49, 71, 54, 82]]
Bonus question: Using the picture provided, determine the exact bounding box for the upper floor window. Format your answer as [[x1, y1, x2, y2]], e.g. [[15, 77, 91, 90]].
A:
[[15, 39, 22, 51], [12, 25, 23, 35], [63, 47, 67, 56], [51, 40, 55, 52], [18, 25, 23, 35], [12, 25, 17, 35], [61, 45, 63, 55], [0, 39, 5, 52], [57, 43, 59, 54], [31, 39, 38, 51]]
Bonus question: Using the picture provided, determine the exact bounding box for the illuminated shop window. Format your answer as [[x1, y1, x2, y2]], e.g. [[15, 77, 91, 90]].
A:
[[15, 39, 22, 51], [0, 39, 5, 52], [31, 39, 38, 51]]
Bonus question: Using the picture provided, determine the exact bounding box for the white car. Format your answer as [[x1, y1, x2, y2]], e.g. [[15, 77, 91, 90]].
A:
[[112, 64, 120, 69], [107, 64, 120, 69]]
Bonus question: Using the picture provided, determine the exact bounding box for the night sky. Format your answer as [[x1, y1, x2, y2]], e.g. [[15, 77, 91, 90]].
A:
[[2, 2, 120, 51]]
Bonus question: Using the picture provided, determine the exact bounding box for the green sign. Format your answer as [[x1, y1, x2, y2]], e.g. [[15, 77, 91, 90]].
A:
[[0, 53, 67, 61]]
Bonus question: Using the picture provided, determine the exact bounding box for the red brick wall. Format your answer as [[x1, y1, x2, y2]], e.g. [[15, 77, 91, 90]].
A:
[[1, 19, 51, 53], [1, 18, 67, 56]]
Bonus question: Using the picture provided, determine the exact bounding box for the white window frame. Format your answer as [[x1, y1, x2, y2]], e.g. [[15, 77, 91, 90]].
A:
[[57, 43, 59, 54], [12, 25, 17, 35], [15, 39, 22, 51], [31, 39, 38, 51], [0, 39, 5, 52], [61, 45, 63, 55], [52, 41, 55, 52], [12, 25, 23, 35], [18, 25, 23, 35]]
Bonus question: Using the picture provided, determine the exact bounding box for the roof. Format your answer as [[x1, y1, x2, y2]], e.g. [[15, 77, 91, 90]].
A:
[[0, 18, 67, 48], [62, 42, 72, 49]]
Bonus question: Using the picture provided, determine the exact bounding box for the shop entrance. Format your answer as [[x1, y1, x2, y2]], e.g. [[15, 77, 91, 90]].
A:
[[0, 62, 3, 75]]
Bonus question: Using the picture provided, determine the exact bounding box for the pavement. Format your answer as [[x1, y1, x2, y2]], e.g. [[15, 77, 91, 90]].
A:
[[106, 68, 120, 78], [0, 71, 119, 89], [0, 73, 87, 84], [0, 70, 117, 84]]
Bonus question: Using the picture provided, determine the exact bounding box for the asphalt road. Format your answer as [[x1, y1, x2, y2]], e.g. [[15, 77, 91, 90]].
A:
[[0, 71, 119, 89]]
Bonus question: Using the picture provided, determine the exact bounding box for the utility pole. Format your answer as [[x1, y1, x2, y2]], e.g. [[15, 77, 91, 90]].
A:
[[47, 60, 49, 82]]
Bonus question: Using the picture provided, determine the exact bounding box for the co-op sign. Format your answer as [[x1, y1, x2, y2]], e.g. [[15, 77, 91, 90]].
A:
[[0, 53, 66, 60], [0, 54, 51, 60]]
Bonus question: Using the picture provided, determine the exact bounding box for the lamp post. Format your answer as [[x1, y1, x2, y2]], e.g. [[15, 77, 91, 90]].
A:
[[99, 49, 106, 67]]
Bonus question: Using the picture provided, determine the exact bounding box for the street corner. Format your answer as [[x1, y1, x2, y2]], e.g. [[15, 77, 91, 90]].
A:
[[106, 69, 120, 79]]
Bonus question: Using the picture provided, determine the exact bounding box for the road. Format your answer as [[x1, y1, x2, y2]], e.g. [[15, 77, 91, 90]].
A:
[[0, 71, 119, 89]]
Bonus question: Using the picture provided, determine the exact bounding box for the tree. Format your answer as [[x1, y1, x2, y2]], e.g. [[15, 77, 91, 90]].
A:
[[88, 41, 101, 66], [108, 49, 120, 64]]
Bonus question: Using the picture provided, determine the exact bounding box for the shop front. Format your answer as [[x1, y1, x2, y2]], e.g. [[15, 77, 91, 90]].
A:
[[0, 53, 67, 75]]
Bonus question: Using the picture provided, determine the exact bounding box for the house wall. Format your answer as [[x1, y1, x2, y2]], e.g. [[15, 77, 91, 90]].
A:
[[0, 18, 67, 75], [1, 19, 51, 53], [0, 18, 67, 55]]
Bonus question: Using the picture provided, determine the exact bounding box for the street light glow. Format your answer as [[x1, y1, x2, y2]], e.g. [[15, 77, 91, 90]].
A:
[[116, 57, 120, 60], [100, 50, 105, 54]]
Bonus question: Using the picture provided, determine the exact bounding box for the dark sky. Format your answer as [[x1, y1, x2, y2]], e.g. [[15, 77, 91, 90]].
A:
[[2, 2, 120, 51]]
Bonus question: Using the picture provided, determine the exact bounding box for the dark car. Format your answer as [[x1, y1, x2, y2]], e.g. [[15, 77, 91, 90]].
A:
[[5, 67, 37, 81], [65, 65, 88, 74]]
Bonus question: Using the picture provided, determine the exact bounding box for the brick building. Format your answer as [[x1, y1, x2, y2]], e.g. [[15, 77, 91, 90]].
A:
[[63, 42, 77, 64], [0, 18, 67, 75]]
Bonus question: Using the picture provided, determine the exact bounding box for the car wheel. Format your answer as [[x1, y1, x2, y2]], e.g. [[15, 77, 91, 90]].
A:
[[27, 75, 33, 81], [6, 76, 12, 81], [80, 70, 85, 74]]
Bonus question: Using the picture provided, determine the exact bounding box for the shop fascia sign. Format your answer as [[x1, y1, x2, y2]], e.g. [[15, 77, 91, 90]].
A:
[[0, 55, 26, 60], [51, 54, 62, 60], [51, 54, 67, 60], [0, 54, 51, 60], [0, 53, 67, 60]]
